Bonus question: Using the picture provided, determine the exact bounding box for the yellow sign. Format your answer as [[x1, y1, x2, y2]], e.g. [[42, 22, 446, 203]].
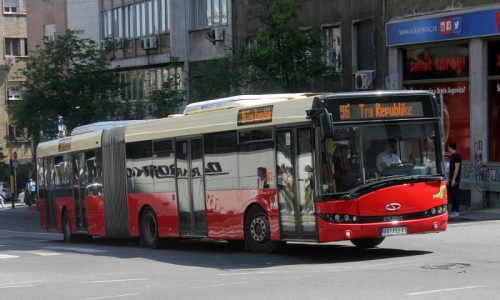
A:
[[339, 102, 424, 120], [237, 105, 273, 126], [58, 138, 72, 152]]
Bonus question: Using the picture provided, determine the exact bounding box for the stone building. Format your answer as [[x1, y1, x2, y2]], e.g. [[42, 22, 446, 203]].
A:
[[0, 0, 29, 169]]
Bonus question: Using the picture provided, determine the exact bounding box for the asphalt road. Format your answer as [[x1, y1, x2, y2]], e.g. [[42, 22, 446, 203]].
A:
[[1, 207, 499, 300]]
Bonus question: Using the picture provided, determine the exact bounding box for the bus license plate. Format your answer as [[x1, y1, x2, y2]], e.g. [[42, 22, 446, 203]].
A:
[[381, 226, 408, 237]]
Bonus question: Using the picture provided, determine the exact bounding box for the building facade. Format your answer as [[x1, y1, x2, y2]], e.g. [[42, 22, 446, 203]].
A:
[[21, 0, 500, 208], [0, 0, 29, 169], [385, 0, 500, 209]]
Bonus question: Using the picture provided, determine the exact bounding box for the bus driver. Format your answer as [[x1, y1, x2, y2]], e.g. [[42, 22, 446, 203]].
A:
[[376, 139, 401, 172]]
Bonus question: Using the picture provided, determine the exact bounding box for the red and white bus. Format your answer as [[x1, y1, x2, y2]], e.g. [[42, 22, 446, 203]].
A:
[[37, 91, 448, 253]]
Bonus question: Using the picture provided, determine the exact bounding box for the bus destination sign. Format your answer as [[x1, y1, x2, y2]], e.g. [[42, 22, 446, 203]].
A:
[[58, 138, 72, 152], [238, 105, 273, 126], [338, 101, 424, 121]]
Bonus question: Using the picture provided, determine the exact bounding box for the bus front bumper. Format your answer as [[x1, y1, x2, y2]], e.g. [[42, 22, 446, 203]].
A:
[[317, 213, 448, 243]]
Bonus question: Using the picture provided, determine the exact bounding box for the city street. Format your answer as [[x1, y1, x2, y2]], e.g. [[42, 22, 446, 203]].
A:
[[0, 206, 499, 299]]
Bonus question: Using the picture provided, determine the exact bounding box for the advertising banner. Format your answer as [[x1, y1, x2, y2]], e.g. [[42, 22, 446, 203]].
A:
[[387, 7, 500, 46], [404, 81, 470, 160], [488, 80, 500, 162]]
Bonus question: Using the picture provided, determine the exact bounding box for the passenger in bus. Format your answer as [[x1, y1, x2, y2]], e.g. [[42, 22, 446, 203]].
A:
[[278, 164, 295, 212], [376, 139, 401, 172], [257, 167, 269, 189], [334, 144, 361, 191]]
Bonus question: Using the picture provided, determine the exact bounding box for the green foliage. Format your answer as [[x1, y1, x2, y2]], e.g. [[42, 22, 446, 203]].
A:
[[146, 76, 185, 118], [188, 58, 241, 103], [13, 30, 123, 143], [237, 0, 338, 92]]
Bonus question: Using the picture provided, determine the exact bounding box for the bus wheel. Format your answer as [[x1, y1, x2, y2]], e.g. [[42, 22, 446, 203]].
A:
[[350, 237, 385, 249], [62, 210, 73, 243], [244, 205, 276, 254], [140, 207, 159, 249]]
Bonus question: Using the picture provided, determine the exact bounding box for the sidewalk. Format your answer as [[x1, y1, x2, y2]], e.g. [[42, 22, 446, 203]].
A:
[[0, 202, 38, 213], [449, 207, 500, 222]]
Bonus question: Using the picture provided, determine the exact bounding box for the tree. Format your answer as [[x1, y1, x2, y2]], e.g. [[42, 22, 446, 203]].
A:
[[188, 58, 242, 103], [12, 30, 123, 146], [146, 70, 185, 118], [237, 0, 338, 92]]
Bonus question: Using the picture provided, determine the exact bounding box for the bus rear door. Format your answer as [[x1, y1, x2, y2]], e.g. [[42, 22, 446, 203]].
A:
[[176, 138, 208, 237]]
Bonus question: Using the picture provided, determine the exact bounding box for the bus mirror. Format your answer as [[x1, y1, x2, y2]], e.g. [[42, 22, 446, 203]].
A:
[[306, 108, 334, 139], [319, 110, 334, 139]]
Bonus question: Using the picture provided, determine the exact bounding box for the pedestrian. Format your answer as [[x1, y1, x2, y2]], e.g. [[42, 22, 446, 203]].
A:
[[447, 142, 462, 217], [27, 176, 37, 208]]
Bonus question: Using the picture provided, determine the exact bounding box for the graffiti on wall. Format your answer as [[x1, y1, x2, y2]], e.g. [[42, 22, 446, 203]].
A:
[[461, 140, 500, 192]]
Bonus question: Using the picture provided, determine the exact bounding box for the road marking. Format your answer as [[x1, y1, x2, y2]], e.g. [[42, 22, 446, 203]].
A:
[[0, 254, 19, 259], [190, 282, 248, 289], [44, 246, 108, 253], [0, 235, 12, 238], [21, 250, 62, 256], [83, 293, 140, 300], [407, 285, 488, 296], [81, 278, 149, 284], [0, 284, 38, 289], [216, 261, 418, 276], [0, 229, 60, 237]]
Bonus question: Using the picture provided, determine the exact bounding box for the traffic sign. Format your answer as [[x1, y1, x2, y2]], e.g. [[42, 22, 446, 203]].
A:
[[12, 159, 18, 168]]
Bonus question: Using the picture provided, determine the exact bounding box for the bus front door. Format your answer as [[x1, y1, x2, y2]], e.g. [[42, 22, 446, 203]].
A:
[[176, 138, 208, 237], [277, 128, 317, 239]]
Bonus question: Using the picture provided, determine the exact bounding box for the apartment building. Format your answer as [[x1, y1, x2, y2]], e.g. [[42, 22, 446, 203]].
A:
[[0, 0, 29, 167]]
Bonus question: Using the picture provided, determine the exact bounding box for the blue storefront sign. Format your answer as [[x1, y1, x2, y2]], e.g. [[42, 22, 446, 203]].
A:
[[387, 6, 500, 46]]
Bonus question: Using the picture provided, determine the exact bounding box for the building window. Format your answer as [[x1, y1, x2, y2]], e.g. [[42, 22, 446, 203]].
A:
[[324, 26, 341, 71], [44, 24, 56, 42], [8, 124, 27, 141], [5, 38, 27, 56], [190, 0, 227, 30], [101, 1, 169, 40], [3, 0, 18, 14], [120, 66, 183, 102], [353, 19, 375, 71], [7, 81, 22, 100]]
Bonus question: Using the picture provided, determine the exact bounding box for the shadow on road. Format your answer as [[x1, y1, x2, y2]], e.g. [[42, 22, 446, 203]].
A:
[[19, 236, 432, 271]]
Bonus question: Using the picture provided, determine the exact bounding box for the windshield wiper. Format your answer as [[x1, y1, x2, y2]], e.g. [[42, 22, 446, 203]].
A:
[[340, 174, 444, 200]]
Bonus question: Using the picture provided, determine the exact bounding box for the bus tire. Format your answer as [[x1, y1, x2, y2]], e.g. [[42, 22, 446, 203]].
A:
[[140, 207, 159, 249], [244, 205, 276, 254], [62, 210, 73, 243], [350, 237, 385, 249]]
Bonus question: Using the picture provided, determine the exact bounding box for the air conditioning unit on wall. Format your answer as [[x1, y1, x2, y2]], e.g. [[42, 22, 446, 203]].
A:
[[141, 36, 158, 50], [354, 70, 375, 90], [206, 27, 226, 44]]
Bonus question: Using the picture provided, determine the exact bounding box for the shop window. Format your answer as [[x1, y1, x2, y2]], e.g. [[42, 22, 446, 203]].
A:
[[488, 40, 500, 162]]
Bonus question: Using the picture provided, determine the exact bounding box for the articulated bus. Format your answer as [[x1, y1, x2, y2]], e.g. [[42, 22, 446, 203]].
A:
[[37, 91, 448, 253]]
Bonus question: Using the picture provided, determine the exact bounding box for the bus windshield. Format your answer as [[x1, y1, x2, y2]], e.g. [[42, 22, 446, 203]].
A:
[[319, 121, 441, 194]]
